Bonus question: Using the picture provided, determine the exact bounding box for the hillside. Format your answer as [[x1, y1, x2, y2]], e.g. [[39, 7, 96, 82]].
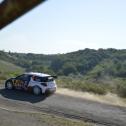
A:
[[1, 48, 126, 78], [0, 49, 126, 97], [0, 59, 24, 80]]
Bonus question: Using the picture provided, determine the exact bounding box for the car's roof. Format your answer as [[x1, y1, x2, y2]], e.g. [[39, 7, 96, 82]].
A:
[[25, 72, 51, 77]]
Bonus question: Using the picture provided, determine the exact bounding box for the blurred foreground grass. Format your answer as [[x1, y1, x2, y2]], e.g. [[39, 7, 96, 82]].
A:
[[0, 109, 93, 126]]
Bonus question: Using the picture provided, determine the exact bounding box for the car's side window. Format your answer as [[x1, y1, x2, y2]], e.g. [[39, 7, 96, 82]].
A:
[[16, 74, 29, 81], [16, 74, 24, 80], [30, 76, 53, 82], [33, 76, 48, 82], [41, 77, 48, 82], [34, 76, 42, 82]]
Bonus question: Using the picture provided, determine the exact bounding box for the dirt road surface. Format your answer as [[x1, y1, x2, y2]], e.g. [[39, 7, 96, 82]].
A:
[[0, 86, 126, 126]]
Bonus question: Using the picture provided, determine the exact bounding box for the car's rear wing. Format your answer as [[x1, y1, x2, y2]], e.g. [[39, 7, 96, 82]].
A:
[[50, 76, 57, 79]]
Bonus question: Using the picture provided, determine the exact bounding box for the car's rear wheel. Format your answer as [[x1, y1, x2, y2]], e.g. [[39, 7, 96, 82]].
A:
[[33, 86, 41, 95], [5, 81, 13, 90]]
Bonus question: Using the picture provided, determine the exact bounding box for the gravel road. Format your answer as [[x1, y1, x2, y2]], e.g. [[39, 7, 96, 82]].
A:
[[0, 86, 126, 126]]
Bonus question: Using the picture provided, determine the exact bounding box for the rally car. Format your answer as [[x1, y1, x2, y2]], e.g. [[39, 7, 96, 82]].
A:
[[5, 72, 57, 95]]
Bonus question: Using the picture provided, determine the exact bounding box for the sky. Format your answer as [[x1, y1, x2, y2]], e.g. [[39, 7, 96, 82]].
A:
[[0, 0, 126, 54], [0, 0, 3, 3]]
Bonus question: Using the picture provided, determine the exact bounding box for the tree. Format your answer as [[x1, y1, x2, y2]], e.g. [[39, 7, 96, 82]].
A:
[[62, 63, 77, 76]]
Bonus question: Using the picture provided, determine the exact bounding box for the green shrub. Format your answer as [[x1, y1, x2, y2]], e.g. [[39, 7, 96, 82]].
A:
[[80, 82, 107, 95], [0, 75, 7, 80], [116, 82, 126, 97], [57, 76, 107, 95]]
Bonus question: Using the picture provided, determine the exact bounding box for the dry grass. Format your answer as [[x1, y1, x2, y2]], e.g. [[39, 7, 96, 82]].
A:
[[0, 107, 93, 126], [57, 88, 126, 107]]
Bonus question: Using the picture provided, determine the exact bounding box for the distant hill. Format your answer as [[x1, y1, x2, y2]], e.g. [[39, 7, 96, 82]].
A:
[[1, 49, 126, 96], [0, 48, 126, 79]]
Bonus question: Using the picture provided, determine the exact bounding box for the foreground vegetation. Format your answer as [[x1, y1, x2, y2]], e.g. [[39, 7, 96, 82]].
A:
[[0, 110, 93, 126], [57, 76, 108, 95], [35, 112, 92, 126], [57, 76, 126, 97], [0, 48, 126, 97]]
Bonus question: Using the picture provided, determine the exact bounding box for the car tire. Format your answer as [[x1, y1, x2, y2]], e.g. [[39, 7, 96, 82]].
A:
[[33, 86, 41, 95], [5, 81, 14, 90]]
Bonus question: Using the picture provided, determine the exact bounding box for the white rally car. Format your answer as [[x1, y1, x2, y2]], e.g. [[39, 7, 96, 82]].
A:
[[5, 72, 57, 95]]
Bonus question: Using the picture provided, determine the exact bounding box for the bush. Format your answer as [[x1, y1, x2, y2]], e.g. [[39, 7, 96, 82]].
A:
[[0, 75, 7, 80], [80, 82, 107, 95], [116, 82, 126, 97], [57, 76, 107, 95]]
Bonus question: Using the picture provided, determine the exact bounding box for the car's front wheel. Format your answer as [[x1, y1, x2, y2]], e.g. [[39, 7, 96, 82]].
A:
[[33, 86, 41, 95], [5, 81, 14, 90]]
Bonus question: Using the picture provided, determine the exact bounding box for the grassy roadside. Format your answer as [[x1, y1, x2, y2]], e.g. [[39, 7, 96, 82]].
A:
[[56, 76, 126, 98], [34, 112, 93, 126], [0, 109, 93, 126], [56, 76, 110, 95], [57, 88, 126, 107]]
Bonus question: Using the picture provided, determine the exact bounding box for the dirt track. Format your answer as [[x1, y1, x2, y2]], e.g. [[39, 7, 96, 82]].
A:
[[0, 86, 126, 126]]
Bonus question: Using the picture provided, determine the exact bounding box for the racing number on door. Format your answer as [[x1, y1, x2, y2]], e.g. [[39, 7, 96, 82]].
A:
[[14, 80, 24, 89]]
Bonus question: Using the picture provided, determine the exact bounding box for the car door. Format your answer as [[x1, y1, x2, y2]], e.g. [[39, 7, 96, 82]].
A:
[[14, 74, 30, 90]]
